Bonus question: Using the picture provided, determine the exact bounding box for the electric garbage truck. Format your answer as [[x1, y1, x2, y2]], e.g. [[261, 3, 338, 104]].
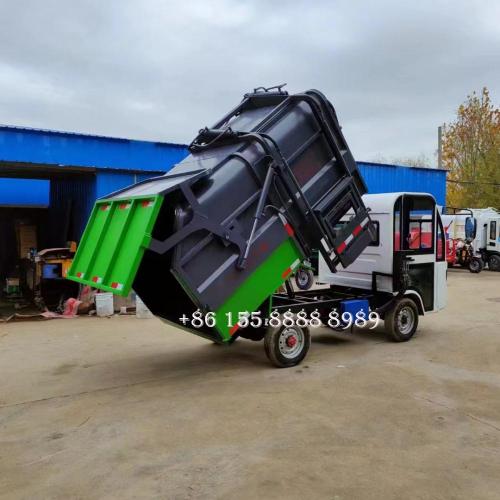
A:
[[67, 86, 447, 367]]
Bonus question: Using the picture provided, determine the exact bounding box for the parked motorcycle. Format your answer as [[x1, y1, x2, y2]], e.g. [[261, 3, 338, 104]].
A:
[[456, 238, 484, 273]]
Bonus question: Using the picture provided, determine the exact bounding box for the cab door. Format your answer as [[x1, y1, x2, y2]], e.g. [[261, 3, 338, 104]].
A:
[[393, 194, 442, 312], [487, 219, 499, 252], [434, 211, 447, 310]]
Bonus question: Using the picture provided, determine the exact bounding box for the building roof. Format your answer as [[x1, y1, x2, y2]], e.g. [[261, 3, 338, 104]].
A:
[[0, 124, 189, 174], [357, 160, 447, 173], [0, 124, 187, 148]]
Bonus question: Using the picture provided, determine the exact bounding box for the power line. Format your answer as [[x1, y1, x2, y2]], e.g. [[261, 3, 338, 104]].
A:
[[447, 179, 500, 187]]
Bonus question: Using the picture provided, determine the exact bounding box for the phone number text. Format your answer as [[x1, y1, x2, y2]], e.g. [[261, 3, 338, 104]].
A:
[[179, 309, 380, 330]]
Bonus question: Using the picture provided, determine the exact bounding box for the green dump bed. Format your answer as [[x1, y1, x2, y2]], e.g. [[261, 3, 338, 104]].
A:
[[67, 195, 163, 296]]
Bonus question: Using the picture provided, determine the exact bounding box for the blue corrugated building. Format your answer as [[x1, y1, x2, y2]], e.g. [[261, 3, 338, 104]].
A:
[[0, 125, 188, 281], [357, 161, 447, 206], [0, 124, 446, 282], [0, 125, 188, 242]]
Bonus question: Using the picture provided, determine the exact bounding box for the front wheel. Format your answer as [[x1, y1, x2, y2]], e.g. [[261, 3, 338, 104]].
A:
[[468, 258, 483, 273], [488, 254, 500, 272], [385, 298, 419, 342], [264, 324, 310, 368]]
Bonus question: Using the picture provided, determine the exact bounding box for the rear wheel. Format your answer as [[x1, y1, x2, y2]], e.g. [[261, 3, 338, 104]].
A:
[[385, 298, 419, 342], [264, 324, 310, 368], [488, 254, 500, 272], [468, 258, 483, 273], [294, 269, 314, 290]]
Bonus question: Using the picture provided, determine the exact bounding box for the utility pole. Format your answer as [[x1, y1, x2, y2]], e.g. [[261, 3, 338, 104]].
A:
[[437, 125, 443, 169]]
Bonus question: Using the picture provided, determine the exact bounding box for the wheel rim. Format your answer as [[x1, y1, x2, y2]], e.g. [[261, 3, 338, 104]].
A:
[[296, 270, 309, 287], [470, 260, 479, 271], [397, 306, 415, 335], [278, 327, 305, 359]]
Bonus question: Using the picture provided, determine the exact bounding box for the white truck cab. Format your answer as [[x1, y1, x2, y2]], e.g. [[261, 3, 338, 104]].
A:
[[319, 192, 448, 315], [472, 208, 500, 271]]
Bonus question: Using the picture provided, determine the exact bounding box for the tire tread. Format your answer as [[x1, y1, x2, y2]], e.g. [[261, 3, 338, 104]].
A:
[[385, 297, 419, 342]]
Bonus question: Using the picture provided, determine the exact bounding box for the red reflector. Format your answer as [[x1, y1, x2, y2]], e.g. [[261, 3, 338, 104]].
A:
[[100, 204, 109, 211], [229, 324, 239, 335], [92, 276, 99, 283], [352, 225, 363, 236], [284, 223, 294, 237], [111, 282, 118, 288], [76, 272, 82, 278], [282, 267, 292, 279], [141, 200, 153, 207], [336, 241, 347, 254]]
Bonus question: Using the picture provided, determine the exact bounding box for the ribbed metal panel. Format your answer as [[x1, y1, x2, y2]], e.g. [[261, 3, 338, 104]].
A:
[[0, 178, 50, 207], [45, 171, 163, 242], [0, 127, 446, 206], [49, 175, 96, 244], [357, 162, 447, 205], [0, 125, 189, 172], [95, 171, 160, 199]]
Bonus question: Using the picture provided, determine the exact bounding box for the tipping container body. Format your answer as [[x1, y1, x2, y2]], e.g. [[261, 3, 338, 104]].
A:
[[68, 88, 375, 343]]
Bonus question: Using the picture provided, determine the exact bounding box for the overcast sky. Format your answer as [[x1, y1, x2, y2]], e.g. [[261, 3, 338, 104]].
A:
[[0, 0, 499, 166]]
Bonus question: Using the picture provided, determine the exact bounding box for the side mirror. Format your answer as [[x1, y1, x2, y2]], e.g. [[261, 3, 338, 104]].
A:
[[465, 217, 477, 240]]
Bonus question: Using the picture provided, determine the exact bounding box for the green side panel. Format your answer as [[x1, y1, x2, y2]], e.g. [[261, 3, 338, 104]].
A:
[[66, 195, 163, 296], [214, 239, 302, 342]]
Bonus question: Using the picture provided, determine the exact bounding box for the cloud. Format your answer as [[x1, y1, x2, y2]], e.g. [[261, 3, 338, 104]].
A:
[[0, 0, 498, 165]]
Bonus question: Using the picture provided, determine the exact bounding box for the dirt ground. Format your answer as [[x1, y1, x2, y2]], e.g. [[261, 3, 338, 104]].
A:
[[1, 270, 499, 500]]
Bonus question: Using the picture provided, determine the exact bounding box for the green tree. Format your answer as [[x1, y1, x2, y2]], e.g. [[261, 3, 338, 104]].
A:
[[443, 87, 500, 208]]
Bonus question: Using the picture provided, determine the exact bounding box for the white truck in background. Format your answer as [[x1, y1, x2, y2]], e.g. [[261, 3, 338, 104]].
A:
[[472, 208, 500, 272], [441, 207, 500, 272]]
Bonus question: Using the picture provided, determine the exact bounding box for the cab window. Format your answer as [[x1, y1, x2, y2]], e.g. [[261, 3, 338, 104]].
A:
[[403, 196, 435, 254], [394, 197, 401, 251], [490, 221, 497, 240], [436, 215, 445, 261]]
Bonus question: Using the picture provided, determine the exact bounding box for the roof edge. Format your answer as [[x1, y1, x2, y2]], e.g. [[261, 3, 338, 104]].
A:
[[0, 124, 189, 149], [358, 160, 448, 172]]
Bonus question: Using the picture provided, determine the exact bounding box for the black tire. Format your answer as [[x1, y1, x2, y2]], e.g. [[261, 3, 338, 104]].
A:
[[264, 324, 310, 368], [385, 298, 419, 342], [488, 255, 500, 272], [294, 269, 314, 290], [468, 258, 483, 273]]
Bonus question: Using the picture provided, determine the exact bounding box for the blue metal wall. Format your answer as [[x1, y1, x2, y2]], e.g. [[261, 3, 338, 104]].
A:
[[0, 125, 188, 242], [0, 125, 188, 171], [0, 178, 50, 207], [358, 162, 447, 205], [95, 170, 160, 198]]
